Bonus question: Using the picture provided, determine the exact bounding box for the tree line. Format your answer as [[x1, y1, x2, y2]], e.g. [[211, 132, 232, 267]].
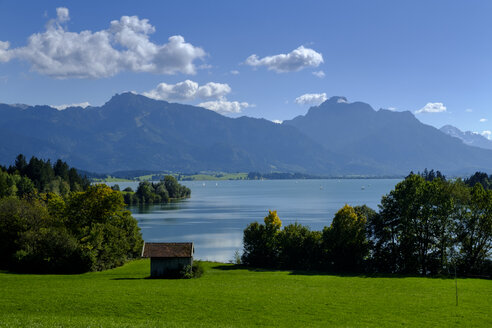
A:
[[0, 154, 90, 197], [242, 172, 492, 277], [120, 176, 191, 205], [0, 155, 143, 273]]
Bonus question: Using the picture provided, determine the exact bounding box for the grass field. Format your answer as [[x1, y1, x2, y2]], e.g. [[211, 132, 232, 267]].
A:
[[0, 260, 490, 327]]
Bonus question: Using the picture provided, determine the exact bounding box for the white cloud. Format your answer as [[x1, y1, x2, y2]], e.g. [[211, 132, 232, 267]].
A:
[[312, 70, 325, 78], [481, 130, 491, 140], [56, 7, 70, 23], [387, 107, 397, 111], [245, 46, 323, 73], [272, 120, 283, 124], [52, 102, 90, 110], [142, 80, 231, 101], [198, 97, 251, 114], [295, 93, 327, 105], [465, 108, 473, 112], [230, 70, 239, 75], [0, 8, 206, 78], [0, 41, 11, 62], [196, 82, 231, 99], [415, 102, 447, 114], [480, 118, 488, 122]]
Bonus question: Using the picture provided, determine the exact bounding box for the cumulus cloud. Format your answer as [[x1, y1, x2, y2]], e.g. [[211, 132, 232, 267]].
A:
[[142, 80, 231, 101], [245, 46, 323, 73], [0, 8, 206, 78], [312, 70, 325, 78], [230, 70, 239, 75], [481, 130, 491, 140], [480, 118, 488, 122], [272, 120, 283, 124], [415, 102, 447, 114], [295, 93, 327, 105], [198, 98, 251, 114], [196, 82, 231, 99], [52, 102, 90, 110]]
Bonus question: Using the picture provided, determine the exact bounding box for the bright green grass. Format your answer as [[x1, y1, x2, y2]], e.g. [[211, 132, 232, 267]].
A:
[[0, 260, 490, 327]]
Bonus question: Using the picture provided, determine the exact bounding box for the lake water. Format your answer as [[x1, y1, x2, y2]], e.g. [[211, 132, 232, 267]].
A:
[[110, 179, 400, 262]]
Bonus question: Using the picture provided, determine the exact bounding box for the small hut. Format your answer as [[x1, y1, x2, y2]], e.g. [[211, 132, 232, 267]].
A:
[[141, 242, 194, 277]]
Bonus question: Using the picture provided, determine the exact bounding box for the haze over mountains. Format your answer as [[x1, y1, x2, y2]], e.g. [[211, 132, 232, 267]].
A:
[[1, 93, 491, 176], [440, 125, 492, 150]]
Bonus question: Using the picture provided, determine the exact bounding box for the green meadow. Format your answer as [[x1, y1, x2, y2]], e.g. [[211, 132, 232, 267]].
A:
[[1, 260, 491, 327]]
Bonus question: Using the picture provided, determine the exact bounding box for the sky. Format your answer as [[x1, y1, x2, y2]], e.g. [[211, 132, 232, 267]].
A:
[[0, 0, 491, 138]]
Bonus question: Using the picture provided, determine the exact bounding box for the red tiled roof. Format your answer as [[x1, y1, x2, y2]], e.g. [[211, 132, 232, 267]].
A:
[[141, 242, 194, 258]]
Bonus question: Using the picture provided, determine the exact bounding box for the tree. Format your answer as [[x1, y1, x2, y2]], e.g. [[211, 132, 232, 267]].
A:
[[53, 159, 69, 181], [277, 223, 321, 270], [465, 172, 491, 190], [322, 205, 368, 272], [242, 210, 282, 267], [0, 197, 51, 268], [455, 184, 492, 274], [14, 154, 27, 175]]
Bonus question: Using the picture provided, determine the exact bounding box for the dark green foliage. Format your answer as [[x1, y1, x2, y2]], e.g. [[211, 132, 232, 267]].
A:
[[417, 168, 446, 182], [125, 176, 190, 205], [465, 171, 492, 190], [322, 205, 368, 272], [372, 175, 455, 275], [454, 184, 492, 274], [242, 211, 282, 267], [277, 223, 321, 270], [242, 209, 364, 272], [13, 226, 90, 274], [123, 186, 133, 192], [3, 154, 90, 196], [0, 157, 143, 273], [179, 261, 205, 279], [371, 174, 492, 276], [243, 172, 492, 277]]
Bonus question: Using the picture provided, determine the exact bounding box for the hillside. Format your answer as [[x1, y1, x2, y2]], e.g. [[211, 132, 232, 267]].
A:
[[2, 93, 492, 175], [0, 260, 490, 327], [0, 93, 337, 174], [284, 97, 492, 175]]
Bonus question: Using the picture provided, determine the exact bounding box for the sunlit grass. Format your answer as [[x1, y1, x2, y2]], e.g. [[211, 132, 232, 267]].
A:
[[0, 260, 490, 327]]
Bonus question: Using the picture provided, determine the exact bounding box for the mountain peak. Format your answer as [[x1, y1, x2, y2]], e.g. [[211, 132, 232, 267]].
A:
[[104, 92, 166, 108], [440, 125, 492, 150], [322, 96, 348, 105]]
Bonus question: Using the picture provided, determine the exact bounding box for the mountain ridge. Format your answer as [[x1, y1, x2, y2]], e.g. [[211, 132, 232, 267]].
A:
[[440, 124, 492, 150], [1, 93, 491, 175]]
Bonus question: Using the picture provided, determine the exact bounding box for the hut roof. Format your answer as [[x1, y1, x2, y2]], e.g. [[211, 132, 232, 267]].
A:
[[141, 242, 194, 258]]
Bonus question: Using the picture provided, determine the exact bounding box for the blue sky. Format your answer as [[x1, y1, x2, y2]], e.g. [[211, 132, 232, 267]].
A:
[[0, 0, 491, 137]]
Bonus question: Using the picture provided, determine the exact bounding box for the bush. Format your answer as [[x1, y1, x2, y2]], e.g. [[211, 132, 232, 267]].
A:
[[179, 261, 205, 279]]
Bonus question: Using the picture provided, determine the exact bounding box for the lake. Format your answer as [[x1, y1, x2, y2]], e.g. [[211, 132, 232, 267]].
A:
[[110, 179, 400, 262]]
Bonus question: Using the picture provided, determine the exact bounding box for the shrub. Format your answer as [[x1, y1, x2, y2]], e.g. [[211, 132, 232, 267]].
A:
[[179, 261, 205, 279]]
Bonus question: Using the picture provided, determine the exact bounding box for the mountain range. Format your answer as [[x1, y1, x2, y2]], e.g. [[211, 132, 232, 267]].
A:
[[440, 125, 492, 150], [1, 93, 491, 176]]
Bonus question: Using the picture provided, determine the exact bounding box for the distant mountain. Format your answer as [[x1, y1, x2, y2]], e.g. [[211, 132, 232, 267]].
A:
[[440, 125, 492, 150], [283, 96, 492, 175], [1, 93, 491, 175], [0, 93, 338, 174]]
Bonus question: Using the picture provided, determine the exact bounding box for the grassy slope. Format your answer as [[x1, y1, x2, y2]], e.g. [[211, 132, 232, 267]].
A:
[[0, 260, 490, 327]]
